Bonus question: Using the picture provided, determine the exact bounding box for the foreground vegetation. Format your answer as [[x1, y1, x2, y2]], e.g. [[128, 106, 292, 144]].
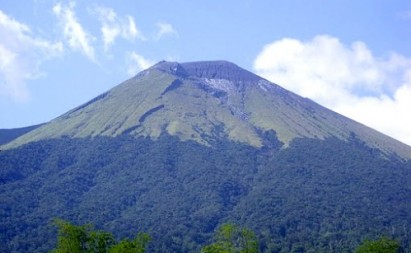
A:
[[51, 220, 403, 253], [355, 237, 401, 253], [1, 134, 411, 252], [51, 219, 150, 253]]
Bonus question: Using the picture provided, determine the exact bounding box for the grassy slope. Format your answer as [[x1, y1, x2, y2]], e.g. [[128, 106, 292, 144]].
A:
[[3, 62, 411, 160], [0, 124, 43, 146]]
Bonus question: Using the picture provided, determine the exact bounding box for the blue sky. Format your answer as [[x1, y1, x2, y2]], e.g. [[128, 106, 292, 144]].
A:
[[1, 0, 411, 145]]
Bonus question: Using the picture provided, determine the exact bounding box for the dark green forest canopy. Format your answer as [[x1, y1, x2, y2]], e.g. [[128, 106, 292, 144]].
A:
[[1, 133, 411, 252], [355, 237, 401, 253], [50, 219, 150, 253], [48, 220, 405, 253], [200, 223, 258, 253]]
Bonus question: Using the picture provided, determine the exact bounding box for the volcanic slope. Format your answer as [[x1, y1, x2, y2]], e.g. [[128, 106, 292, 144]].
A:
[[2, 61, 411, 253], [4, 60, 411, 159]]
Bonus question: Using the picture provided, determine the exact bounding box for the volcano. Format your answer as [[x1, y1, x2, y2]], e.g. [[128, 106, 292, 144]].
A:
[[4, 60, 411, 158], [1, 61, 411, 252]]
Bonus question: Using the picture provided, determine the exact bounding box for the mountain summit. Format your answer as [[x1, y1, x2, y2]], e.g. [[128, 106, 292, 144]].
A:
[[5, 60, 411, 158]]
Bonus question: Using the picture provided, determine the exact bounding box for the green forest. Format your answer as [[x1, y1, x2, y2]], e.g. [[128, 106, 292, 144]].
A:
[[50, 220, 402, 253], [1, 133, 411, 252]]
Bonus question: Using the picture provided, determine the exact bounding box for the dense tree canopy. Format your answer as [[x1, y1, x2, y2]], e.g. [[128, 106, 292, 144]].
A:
[[1, 134, 411, 252], [48, 220, 406, 253], [201, 223, 258, 253], [50, 219, 150, 253], [355, 237, 401, 253]]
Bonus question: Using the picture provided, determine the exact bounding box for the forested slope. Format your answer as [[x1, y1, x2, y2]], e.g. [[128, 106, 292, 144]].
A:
[[1, 133, 410, 252]]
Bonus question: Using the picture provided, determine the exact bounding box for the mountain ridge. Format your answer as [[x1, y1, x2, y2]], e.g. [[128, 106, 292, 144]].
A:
[[2, 60, 411, 159], [0, 124, 43, 146]]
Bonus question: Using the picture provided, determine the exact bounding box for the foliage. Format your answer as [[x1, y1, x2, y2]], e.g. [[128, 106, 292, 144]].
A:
[[355, 237, 401, 253], [51, 219, 92, 253], [108, 233, 151, 253], [1, 134, 411, 252], [201, 223, 258, 253], [50, 219, 150, 253]]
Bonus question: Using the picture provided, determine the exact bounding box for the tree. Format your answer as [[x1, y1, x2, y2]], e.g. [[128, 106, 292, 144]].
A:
[[355, 237, 401, 253], [108, 232, 151, 253], [51, 219, 90, 253], [88, 231, 116, 253], [201, 223, 258, 253], [50, 219, 150, 253]]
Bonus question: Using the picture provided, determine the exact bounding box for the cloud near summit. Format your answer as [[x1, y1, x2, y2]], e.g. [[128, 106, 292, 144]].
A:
[[92, 5, 145, 52], [155, 22, 178, 40], [52, 2, 176, 72], [254, 35, 411, 145], [53, 2, 96, 61]]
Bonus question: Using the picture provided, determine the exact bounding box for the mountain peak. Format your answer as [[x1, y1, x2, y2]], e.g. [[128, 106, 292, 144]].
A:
[[3, 60, 411, 159], [149, 61, 187, 77], [150, 60, 261, 82]]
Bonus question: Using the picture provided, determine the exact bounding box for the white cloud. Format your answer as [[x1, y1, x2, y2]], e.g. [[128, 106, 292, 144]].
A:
[[92, 5, 145, 51], [127, 52, 154, 76], [0, 10, 63, 102], [125, 15, 142, 40], [155, 22, 178, 40], [53, 2, 96, 61], [254, 35, 411, 146]]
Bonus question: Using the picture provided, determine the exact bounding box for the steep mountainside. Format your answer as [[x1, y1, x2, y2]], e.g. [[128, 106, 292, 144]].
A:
[[4, 61, 411, 158], [1, 61, 411, 253]]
